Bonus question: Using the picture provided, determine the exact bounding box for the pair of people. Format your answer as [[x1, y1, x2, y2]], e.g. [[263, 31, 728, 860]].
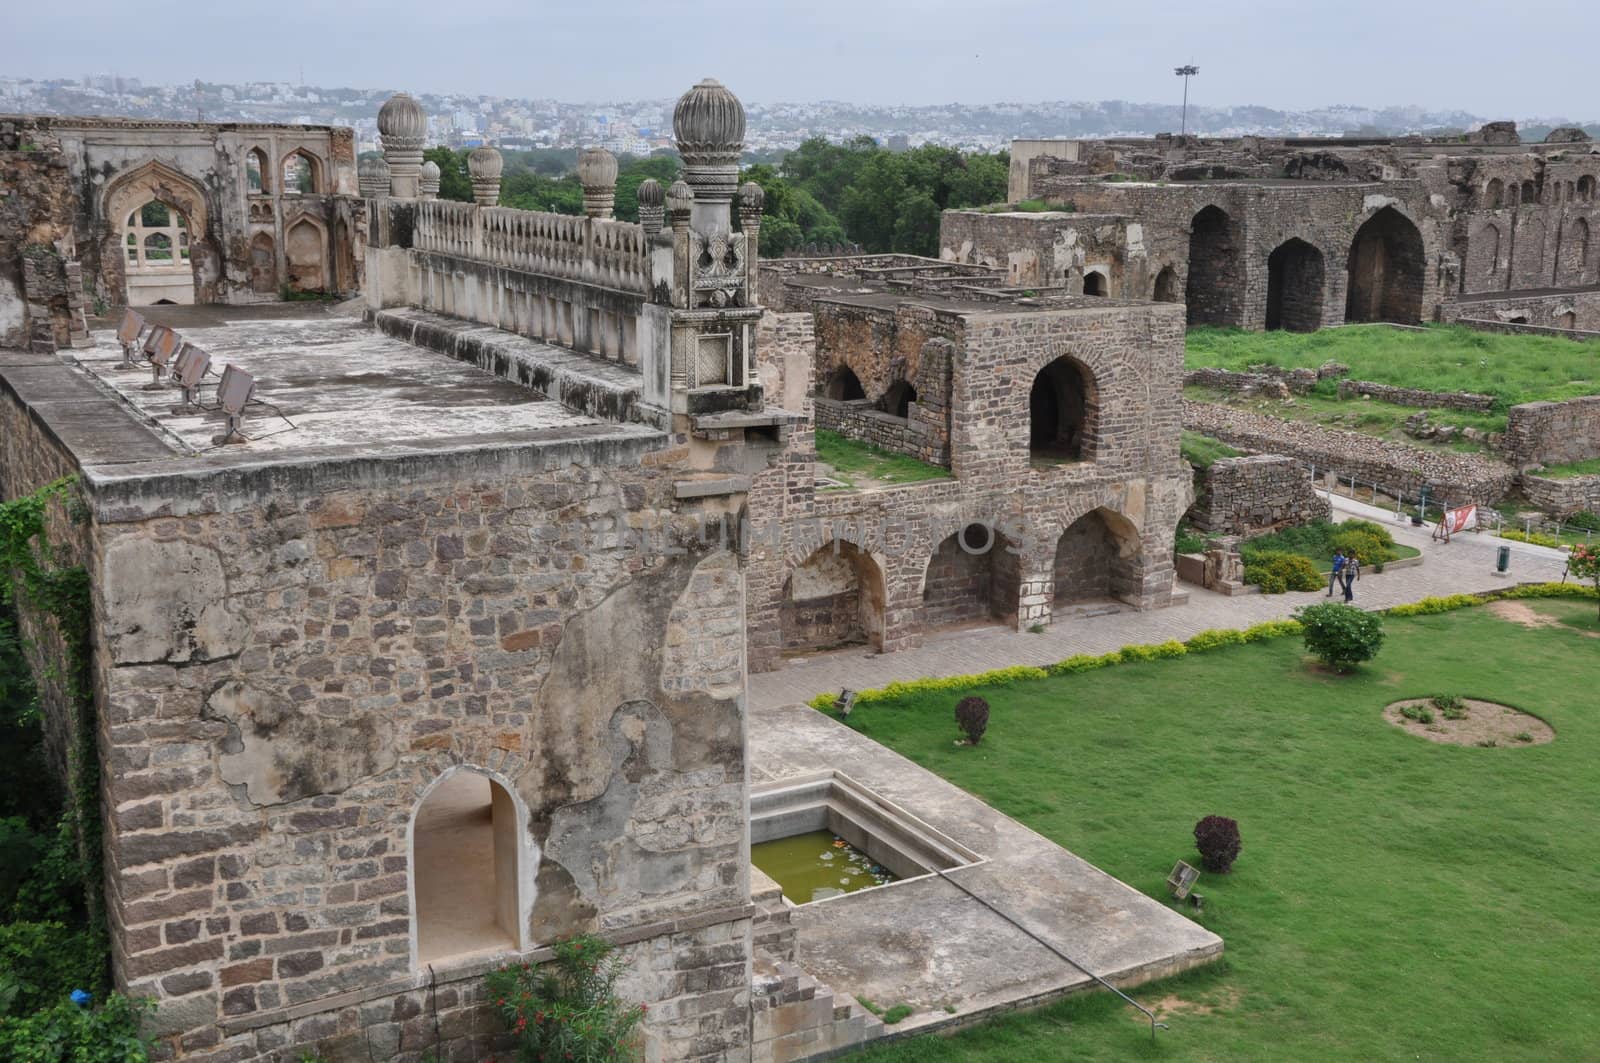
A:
[[1327, 549, 1361, 602]]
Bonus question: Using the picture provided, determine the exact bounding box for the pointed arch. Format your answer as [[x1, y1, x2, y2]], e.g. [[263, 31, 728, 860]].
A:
[[284, 214, 328, 292], [1265, 238, 1326, 331], [1185, 205, 1244, 326], [102, 159, 214, 306], [1484, 178, 1504, 209], [1152, 265, 1179, 303], [1053, 507, 1144, 607], [249, 231, 277, 294], [1029, 354, 1097, 464], [1560, 217, 1591, 285], [922, 522, 1021, 630], [780, 541, 887, 654], [1345, 206, 1424, 324], [280, 149, 322, 195], [246, 148, 269, 194], [1469, 222, 1502, 290]]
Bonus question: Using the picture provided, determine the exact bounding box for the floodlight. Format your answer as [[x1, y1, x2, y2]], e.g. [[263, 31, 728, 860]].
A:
[[212, 365, 257, 445], [114, 308, 147, 371], [168, 345, 213, 415], [140, 326, 183, 389]]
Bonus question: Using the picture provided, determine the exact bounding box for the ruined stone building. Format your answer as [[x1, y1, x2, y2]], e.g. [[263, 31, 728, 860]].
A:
[[0, 114, 365, 349], [0, 81, 1224, 1062], [942, 125, 1600, 330]]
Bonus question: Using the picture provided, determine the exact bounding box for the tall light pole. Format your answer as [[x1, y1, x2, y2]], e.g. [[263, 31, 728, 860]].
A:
[[1175, 65, 1199, 137]]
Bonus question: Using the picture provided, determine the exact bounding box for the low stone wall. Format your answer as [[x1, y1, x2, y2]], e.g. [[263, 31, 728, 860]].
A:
[[1188, 454, 1331, 535], [1184, 365, 1325, 395], [1503, 395, 1600, 467], [1438, 287, 1600, 334], [1335, 379, 1497, 412], [1183, 400, 1517, 503], [815, 396, 938, 463], [1456, 318, 1600, 341], [1520, 473, 1600, 516]]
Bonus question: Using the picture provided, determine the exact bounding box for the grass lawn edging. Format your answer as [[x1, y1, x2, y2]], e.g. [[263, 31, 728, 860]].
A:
[[805, 582, 1598, 711]]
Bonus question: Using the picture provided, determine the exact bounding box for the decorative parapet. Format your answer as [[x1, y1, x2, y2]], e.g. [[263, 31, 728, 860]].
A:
[[410, 199, 652, 296]]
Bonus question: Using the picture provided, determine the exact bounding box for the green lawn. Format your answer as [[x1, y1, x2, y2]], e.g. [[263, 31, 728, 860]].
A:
[[1535, 457, 1600, 479], [1187, 324, 1600, 407], [814, 429, 951, 489], [1185, 384, 1506, 452], [839, 603, 1600, 1062]]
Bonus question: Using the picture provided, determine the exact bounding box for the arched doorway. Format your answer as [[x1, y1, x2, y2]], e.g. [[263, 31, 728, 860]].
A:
[[1265, 239, 1326, 332], [1560, 218, 1590, 286], [246, 148, 269, 194], [824, 365, 866, 401], [1029, 355, 1094, 464], [284, 216, 328, 293], [1053, 509, 1142, 608], [880, 380, 917, 418], [780, 542, 886, 654], [1345, 207, 1424, 324], [249, 232, 276, 294], [922, 522, 1020, 630], [1153, 266, 1179, 303], [412, 769, 525, 966], [1484, 178, 1504, 209], [1185, 206, 1243, 326], [1082, 270, 1107, 296], [103, 160, 214, 307], [122, 200, 197, 306]]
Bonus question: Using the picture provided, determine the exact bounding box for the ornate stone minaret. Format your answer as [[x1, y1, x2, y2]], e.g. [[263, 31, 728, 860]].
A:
[[377, 92, 426, 198], [673, 78, 745, 236], [468, 146, 502, 207], [358, 156, 390, 199], [636, 177, 664, 236], [418, 160, 441, 200], [578, 147, 618, 220]]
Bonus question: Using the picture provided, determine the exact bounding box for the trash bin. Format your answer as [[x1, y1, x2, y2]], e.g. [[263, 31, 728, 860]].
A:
[[1497, 545, 1511, 573]]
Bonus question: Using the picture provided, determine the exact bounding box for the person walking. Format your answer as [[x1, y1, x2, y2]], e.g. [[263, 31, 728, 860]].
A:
[[1328, 549, 1346, 596], [1342, 553, 1361, 602]]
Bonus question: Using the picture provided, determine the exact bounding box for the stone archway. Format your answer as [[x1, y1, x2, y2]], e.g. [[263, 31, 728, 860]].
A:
[[284, 215, 328, 293], [1029, 355, 1097, 464], [1265, 238, 1326, 332], [1345, 206, 1424, 324], [922, 522, 1021, 630], [1153, 266, 1179, 303], [249, 232, 277, 295], [102, 160, 216, 307], [780, 542, 887, 654], [410, 767, 527, 967], [1052, 508, 1143, 608], [1185, 206, 1243, 326]]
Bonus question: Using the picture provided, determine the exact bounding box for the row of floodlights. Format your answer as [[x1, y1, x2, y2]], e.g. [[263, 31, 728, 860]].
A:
[[115, 309, 259, 446]]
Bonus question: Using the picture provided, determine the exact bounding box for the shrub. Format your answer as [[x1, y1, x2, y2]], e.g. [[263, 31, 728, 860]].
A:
[[1242, 619, 1303, 641], [1565, 510, 1600, 532], [1500, 529, 1559, 548], [1193, 815, 1242, 873], [0, 992, 150, 1062], [1328, 528, 1397, 570], [1568, 543, 1600, 621], [1400, 703, 1435, 724], [0, 922, 105, 1018], [954, 696, 990, 746], [1184, 628, 1247, 652], [1048, 653, 1113, 675], [1243, 551, 1324, 594], [485, 934, 646, 1063], [1173, 525, 1211, 556], [1386, 593, 1481, 616], [1431, 694, 1468, 720], [1295, 603, 1385, 671]]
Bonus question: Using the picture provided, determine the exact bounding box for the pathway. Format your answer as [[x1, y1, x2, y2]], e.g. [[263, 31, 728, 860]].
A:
[[748, 495, 1573, 710]]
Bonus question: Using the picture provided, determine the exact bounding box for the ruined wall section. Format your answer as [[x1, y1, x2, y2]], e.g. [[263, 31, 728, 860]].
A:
[[84, 442, 752, 1062], [0, 143, 79, 346], [938, 210, 1131, 294], [1438, 288, 1600, 332], [1503, 395, 1600, 468], [1188, 454, 1331, 535]]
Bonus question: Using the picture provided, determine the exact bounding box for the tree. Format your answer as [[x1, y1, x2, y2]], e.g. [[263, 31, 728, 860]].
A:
[[614, 155, 679, 223], [1295, 603, 1385, 671], [1568, 544, 1600, 620], [422, 146, 472, 203], [738, 164, 847, 256]]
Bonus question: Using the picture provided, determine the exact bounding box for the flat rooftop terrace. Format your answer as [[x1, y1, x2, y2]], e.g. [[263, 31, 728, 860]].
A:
[[0, 306, 661, 506]]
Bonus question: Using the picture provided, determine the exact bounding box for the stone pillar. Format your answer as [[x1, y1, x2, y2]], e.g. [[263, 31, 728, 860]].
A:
[[418, 160, 441, 200], [378, 92, 426, 198], [578, 147, 618, 220], [468, 146, 502, 208], [667, 180, 695, 311]]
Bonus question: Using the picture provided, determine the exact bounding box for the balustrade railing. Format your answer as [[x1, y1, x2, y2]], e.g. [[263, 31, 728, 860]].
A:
[[412, 199, 650, 296]]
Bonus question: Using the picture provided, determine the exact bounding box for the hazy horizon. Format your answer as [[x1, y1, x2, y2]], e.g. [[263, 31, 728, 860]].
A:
[[6, 0, 1595, 119]]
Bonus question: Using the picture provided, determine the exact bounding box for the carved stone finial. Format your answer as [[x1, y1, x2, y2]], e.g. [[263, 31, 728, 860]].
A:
[[418, 160, 441, 200], [578, 146, 618, 219], [738, 180, 765, 229], [467, 145, 503, 207], [378, 92, 426, 196], [673, 78, 745, 231], [358, 156, 391, 199], [636, 177, 665, 235]]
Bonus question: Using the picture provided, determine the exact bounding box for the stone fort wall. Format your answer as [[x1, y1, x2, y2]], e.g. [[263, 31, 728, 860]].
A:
[[1188, 455, 1331, 536]]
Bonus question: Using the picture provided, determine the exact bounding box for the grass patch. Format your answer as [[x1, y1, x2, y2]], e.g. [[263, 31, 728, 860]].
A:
[[1185, 384, 1506, 451], [814, 430, 950, 489], [1180, 431, 1241, 470], [1534, 457, 1600, 479], [1239, 519, 1420, 573], [1186, 324, 1600, 408], [977, 199, 1070, 213], [1523, 596, 1600, 634], [834, 603, 1599, 1062]]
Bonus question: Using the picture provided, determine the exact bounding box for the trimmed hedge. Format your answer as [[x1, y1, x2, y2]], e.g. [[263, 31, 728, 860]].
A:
[[803, 585, 1599, 711]]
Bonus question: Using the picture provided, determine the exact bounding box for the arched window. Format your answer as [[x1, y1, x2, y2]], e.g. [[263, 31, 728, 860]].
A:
[[824, 366, 866, 401], [281, 150, 319, 195], [880, 380, 917, 418], [1029, 355, 1094, 464], [1580, 175, 1597, 202], [246, 148, 268, 194], [412, 770, 525, 966], [1152, 266, 1179, 303], [123, 201, 191, 271], [1082, 270, 1107, 296], [1485, 178, 1504, 209], [1520, 180, 1536, 205]]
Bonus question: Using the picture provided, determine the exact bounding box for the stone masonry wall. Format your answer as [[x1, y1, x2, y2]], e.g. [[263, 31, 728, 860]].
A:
[[814, 398, 931, 460], [1184, 400, 1517, 503], [80, 441, 753, 1063], [1334, 379, 1497, 411], [0, 147, 78, 347], [1503, 395, 1600, 467], [1188, 455, 1331, 535], [1520, 473, 1600, 516], [1438, 288, 1600, 332]]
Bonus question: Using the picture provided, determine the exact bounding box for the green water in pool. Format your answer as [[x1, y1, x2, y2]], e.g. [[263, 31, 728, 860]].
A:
[[751, 830, 898, 903]]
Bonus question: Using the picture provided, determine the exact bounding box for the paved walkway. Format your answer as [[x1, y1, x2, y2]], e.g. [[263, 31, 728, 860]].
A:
[[748, 495, 1573, 710]]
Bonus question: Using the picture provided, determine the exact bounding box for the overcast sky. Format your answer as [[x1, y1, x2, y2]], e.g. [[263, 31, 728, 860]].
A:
[[5, 0, 1595, 118]]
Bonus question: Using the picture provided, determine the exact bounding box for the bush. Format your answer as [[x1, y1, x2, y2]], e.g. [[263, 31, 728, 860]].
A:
[[1242, 619, 1303, 641], [1565, 510, 1600, 532], [1243, 551, 1324, 594], [954, 696, 990, 745], [1184, 628, 1247, 652], [1193, 815, 1242, 873], [1500, 529, 1560, 548], [1295, 602, 1386, 671], [485, 934, 646, 1063], [0, 993, 150, 1062], [1386, 593, 1482, 616], [1328, 528, 1397, 570], [0, 922, 105, 1017], [1431, 694, 1468, 720]]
